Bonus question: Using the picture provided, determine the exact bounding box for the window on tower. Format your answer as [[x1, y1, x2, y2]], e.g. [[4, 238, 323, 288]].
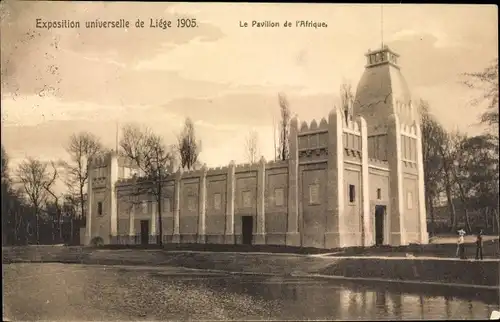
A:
[[308, 184, 320, 205], [97, 202, 103, 216], [348, 185, 356, 203]]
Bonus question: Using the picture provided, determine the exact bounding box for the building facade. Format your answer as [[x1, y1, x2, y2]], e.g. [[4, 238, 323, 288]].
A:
[[84, 46, 429, 248]]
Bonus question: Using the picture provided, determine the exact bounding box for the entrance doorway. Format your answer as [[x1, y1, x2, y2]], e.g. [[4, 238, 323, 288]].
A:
[[241, 216, 253, 245], [140, 220, 150, 245], [374, 205, 386, 246]]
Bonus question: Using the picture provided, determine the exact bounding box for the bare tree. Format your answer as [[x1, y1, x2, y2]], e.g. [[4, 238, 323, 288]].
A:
[[1, 145, 29, 245], [277, 93, 291, 161], [245, 130, 260, 164], [419, 100, 450, 233], [43, 161, 64, 242], [62, 193, 80, 244], [120, 124, 174, 245], [438, 131, 464, 232], [177, 118, 201, 171], [16, 158, 56, 244], [462, 59, 499, 131], [340, 80, 355, 123], [63, 132, 103, 223]]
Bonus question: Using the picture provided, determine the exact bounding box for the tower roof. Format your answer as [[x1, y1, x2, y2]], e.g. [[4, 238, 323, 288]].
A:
[[353, 45, 413, 132]]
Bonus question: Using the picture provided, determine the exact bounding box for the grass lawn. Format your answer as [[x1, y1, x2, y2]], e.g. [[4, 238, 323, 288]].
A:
[[91, 234, 499, 259], [429, 235, 499, 244]]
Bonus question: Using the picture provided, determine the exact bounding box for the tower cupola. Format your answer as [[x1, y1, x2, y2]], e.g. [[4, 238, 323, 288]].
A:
[[353, 45, 416, 133]]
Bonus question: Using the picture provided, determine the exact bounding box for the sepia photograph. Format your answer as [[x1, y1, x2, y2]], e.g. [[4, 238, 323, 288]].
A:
[[1, 1, 499, 321]]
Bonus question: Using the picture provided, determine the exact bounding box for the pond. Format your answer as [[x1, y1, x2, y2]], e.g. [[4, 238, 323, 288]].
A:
[[3, 263, 498, 320]]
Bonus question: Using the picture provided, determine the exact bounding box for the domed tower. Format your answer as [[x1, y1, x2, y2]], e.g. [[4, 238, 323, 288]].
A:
[[353, 45, 417, 135], [352, 45, 428, 246]]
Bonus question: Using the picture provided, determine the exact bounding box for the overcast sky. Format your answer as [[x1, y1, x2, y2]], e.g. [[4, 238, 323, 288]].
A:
[[1, 2, 498, 173]]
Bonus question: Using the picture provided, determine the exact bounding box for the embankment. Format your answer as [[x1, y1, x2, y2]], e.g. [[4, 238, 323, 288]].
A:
[[3, 245, 499, 289]]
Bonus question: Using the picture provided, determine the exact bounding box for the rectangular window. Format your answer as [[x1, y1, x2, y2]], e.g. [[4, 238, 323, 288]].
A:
[[97, 202, 103, 216], [308, 184, 320, 205], [407, 192, 413, 210], [377, 188, 382, 200], [242, 191, 252, 208], [349, 184, 356, 203], [163, 198, 171, 213], [213, 193, 222, 210], [142, 201, 148, 215], [274, 188, 284, 207], [188, 196, 197, 212]]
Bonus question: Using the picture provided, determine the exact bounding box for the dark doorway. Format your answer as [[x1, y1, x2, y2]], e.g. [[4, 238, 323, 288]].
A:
[[242, 216, 253, 245], [375, 205, 386, 246], [140, 220, 149, 245]]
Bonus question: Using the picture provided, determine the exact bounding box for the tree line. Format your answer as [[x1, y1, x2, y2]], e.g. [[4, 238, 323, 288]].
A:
[[1, 118, 201, 245], [422, 59, 499, 235]]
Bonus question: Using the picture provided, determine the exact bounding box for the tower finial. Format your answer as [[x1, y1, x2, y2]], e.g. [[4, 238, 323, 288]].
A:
[[381, 5, 384, 49]]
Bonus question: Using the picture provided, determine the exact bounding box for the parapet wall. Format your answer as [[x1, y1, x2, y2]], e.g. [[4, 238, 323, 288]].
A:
[[299, 117, 329, 133], [114, 158, 289, 188], [87, 108, 426, 248], [93, 110, 394, 190]]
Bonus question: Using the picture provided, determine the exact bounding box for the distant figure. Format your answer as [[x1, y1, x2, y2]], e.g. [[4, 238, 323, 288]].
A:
[[457, 229, 467, 259], [475, 229, 484, 260]]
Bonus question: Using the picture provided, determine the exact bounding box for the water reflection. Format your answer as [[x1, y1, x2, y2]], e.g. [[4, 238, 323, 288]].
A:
[[3, 263, 499, 321]]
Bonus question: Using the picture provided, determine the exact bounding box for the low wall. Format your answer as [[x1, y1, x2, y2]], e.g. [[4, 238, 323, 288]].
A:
[[2, 246, 499, 288]]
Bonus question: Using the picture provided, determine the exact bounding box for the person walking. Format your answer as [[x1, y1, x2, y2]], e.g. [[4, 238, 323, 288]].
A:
[[457, 229, 466, 259], [475, 229, 484, 260]]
